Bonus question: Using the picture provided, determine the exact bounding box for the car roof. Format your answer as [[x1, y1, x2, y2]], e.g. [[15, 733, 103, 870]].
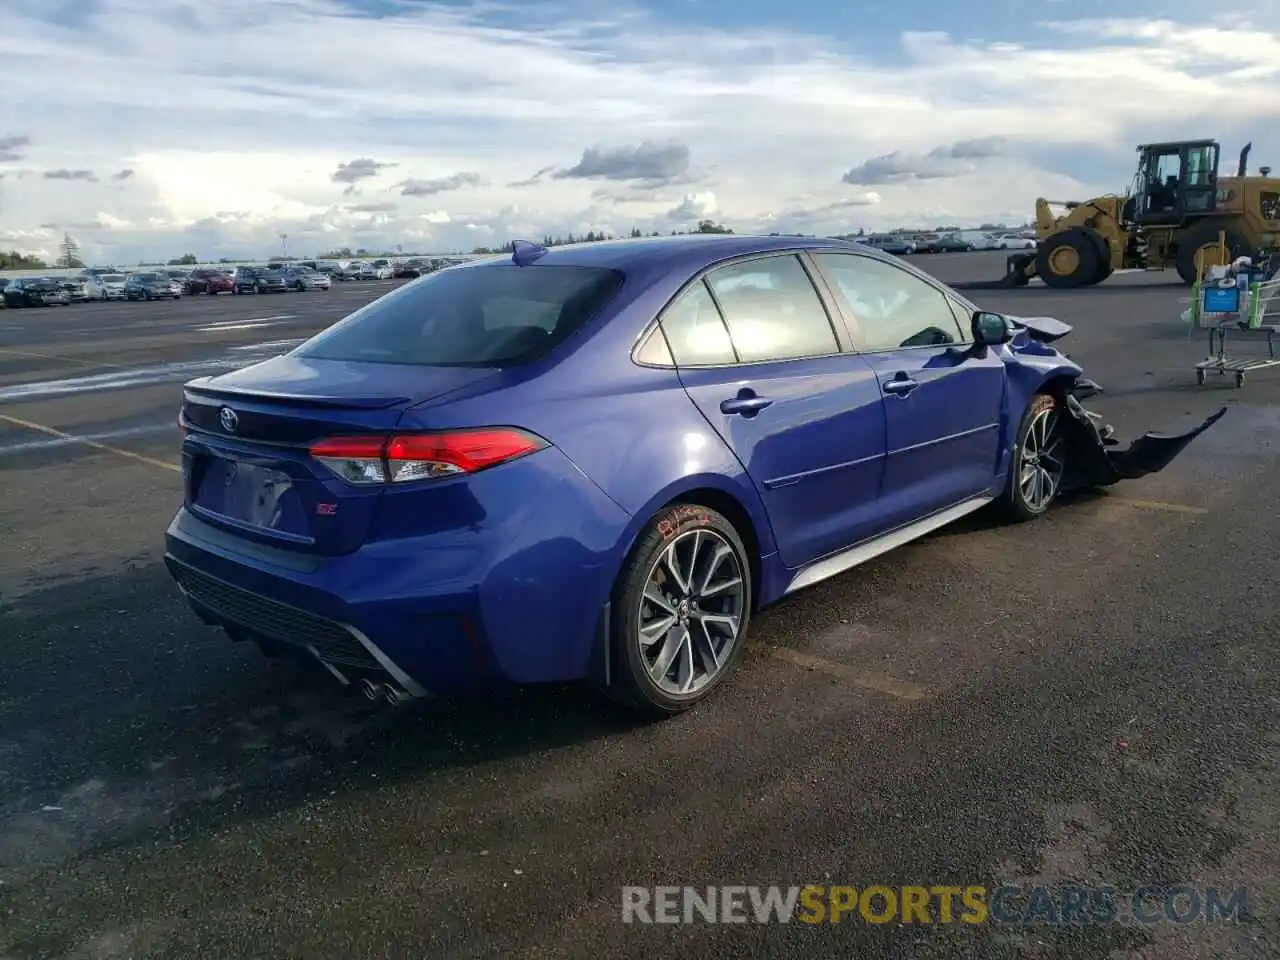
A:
[[457, 233, 895, 277]]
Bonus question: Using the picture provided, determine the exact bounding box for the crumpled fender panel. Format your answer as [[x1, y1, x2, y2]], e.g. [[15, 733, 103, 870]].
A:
[[1058, 392, 1227, 489]]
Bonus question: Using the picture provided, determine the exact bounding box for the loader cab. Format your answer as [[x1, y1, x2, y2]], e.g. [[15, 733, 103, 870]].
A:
[[1130, 140, 1219, 225]]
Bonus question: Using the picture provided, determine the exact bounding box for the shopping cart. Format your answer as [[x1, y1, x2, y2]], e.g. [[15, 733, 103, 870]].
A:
[[1189, 270, 1280, 387]]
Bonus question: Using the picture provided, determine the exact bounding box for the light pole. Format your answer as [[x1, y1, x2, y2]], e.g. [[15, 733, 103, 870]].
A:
[[279, 232, 288, 258]]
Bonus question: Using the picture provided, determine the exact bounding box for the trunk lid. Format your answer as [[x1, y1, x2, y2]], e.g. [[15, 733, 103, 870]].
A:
[[180, 356, 498, 554]]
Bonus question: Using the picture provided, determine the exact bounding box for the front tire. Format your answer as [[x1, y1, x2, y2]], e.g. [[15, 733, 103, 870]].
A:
[[603, 504, 752, 717], [1036, 228, 1101, 289], [999, 393, 1066, 522]]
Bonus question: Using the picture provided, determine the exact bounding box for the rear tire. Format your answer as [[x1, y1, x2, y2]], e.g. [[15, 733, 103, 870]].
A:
[[601, 504, 752, 717], [999, 394, 1066, 523], [1175, 223, 1253, 285]]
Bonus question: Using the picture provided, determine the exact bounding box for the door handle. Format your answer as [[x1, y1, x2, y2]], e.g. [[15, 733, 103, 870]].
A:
[[720, 390, 774, 417], [882, 375, 919, 396]]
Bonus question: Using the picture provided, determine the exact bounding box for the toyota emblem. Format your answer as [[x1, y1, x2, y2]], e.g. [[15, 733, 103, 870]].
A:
[[219, 407, 239, 433]]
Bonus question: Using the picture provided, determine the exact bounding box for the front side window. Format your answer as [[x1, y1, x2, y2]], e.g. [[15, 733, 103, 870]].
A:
[[704, 255, 839, 363], [812, 253, 965, 351], [296, 263, 622, 367]]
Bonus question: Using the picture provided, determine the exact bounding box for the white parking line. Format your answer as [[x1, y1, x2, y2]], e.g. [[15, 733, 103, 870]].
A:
[[0, 421, 176, 456], [0, 339, 298, 402], [0, 413, 180, 471], [229, 338, 305, 352], [204, 320, 294, 330]]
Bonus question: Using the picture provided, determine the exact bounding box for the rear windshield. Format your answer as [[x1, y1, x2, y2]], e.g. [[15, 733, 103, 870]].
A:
[[296, 264, 623, 367]]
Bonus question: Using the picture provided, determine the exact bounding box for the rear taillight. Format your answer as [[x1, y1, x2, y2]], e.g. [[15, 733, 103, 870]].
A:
[[309, 428, 548, 485]]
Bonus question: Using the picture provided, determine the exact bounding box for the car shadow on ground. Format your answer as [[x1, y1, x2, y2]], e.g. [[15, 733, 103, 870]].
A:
[[0, 562, 645, 881]]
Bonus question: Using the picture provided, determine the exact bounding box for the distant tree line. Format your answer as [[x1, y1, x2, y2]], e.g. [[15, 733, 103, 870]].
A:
[[0, 250, 46, 270], [466, 219, 734, 255]]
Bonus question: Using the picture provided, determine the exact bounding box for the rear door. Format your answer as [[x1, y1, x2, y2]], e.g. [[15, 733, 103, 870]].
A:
[[660, 252, 888, 570], [809, 252, 1006, 529]]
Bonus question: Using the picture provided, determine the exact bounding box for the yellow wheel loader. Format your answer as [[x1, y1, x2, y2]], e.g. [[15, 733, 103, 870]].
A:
[[999, 140, 1280, 289]]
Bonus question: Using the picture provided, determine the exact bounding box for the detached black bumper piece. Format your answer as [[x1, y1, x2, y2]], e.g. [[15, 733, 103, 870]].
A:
[[1060, 395, 1226, 490]]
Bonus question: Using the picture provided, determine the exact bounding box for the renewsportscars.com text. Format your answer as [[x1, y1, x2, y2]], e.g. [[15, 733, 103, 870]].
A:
[[621, 884, 1248, 926]]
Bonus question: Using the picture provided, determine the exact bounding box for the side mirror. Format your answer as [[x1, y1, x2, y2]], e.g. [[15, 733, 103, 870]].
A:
[[971, 311, 1012, 346]]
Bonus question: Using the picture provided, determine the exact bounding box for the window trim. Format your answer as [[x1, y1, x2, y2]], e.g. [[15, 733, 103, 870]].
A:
[[630, 250, 854, 370], [806, 249, 975, 354]]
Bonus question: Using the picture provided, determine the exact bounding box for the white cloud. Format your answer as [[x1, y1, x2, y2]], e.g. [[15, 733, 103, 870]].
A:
[[2, 2, 1280, 262], [667, 191, 718, 221]]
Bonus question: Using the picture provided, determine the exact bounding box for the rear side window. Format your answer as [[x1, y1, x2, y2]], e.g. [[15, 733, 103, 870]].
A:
[[296, 264, 623, 367], [704, 255, 839, 363], [658, 281, 736, 366]]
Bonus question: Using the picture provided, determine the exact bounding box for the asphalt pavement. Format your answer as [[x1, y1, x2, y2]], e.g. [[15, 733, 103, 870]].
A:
[[1, 254, 1277, 959]]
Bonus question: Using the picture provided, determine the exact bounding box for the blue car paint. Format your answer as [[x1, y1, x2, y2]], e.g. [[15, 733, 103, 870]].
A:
[[674, 354, 887, 570], [165, 234, 1086, 696]]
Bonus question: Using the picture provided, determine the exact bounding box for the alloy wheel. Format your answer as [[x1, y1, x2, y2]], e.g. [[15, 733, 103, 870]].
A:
[[1019, 405, 1064, 511], [637, 528, 745, 697]]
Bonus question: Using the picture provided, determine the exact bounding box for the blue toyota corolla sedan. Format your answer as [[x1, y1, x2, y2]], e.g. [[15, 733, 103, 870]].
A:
[[165, 234, 1222, 716]]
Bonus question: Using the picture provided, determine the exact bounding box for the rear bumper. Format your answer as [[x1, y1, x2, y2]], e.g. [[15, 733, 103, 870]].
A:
[[163, 447, 634, 696]]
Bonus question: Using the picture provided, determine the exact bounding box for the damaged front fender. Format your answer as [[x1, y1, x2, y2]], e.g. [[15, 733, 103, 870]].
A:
[[1058, 392, 1227, 489]]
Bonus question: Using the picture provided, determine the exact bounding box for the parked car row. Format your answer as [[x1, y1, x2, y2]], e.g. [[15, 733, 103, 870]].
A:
[[4, 263, 365, 307], [324, 256, 455, 281], [860, 231, 1039, 255], [1, 254, 475, 309]]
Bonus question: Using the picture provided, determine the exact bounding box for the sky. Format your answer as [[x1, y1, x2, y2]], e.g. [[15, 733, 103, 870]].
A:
[[3, 0, 1280, 264]]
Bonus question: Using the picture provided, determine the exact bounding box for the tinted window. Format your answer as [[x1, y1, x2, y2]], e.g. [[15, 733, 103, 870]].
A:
[[704, 255, 838, 363], [658, 281, 736, 366], [634, 326, 675, 366], [296, 264, 622, 367], [812, 253, 965, 351], [946, 297, 974, 339]]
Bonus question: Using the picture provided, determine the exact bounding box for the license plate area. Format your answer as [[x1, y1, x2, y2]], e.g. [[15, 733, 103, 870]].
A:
[[193, 456, 313, 542]]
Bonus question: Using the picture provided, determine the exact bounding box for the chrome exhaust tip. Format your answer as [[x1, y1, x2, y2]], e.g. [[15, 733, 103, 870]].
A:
[[359, 678, 381, 701], [383, 683, 406, 706]]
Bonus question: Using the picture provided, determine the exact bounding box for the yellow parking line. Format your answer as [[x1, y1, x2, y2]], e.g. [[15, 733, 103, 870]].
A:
[[0, 412, 180, 473], [0, 347, 124, 369], [763, 645, 927, 701], [1105, 496, 1208, 515]]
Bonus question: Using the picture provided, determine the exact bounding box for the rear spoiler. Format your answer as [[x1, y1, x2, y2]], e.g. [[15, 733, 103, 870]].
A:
[[183, 380, 410, 410]]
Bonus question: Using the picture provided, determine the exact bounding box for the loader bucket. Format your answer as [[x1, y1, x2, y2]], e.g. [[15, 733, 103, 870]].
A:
[[951, 251, 1036, 291], [1005, 252, 1035, 286]]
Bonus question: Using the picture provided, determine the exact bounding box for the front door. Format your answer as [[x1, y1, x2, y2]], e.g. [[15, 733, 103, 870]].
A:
[[658, 253, 889, 569], [809, 252, 1007, 530]]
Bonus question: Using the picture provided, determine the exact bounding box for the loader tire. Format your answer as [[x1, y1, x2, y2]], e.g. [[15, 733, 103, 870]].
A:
[[1175, 223, 1253, 285], [1080, 228, 1113, 284], [1036, 229, 1100, 289]]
